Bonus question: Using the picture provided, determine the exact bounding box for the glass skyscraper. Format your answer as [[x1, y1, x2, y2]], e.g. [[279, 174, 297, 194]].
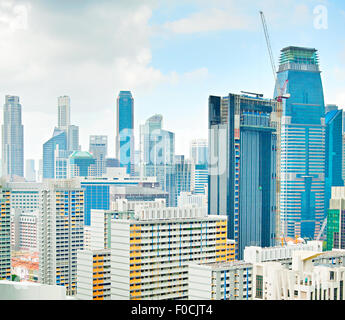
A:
[[140, 114, 175, 204], [325, 108, 343, 214], [208, 92, 277, 259], [275, 46, 326, 240], [116, 91, 134, 175], [89, 135, 108, 176], [43, 128, 67, 179], [1, 95, 24, 178]]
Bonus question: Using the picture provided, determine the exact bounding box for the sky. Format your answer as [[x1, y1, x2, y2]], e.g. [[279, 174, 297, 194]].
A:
[[0, 0, 344, 168]]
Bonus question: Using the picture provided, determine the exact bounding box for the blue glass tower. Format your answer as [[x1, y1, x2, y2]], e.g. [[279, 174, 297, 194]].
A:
[[275, 46, 326, 239], [116, 91, 134, 175], [43, 128, 67, 179], [325, 108, 343, 213]]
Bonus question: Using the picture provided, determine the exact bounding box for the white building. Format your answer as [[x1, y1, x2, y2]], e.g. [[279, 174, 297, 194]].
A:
[[0, 280, 70, 300], [38, 179, 84, 296], [11, 210, 38, 251], [244, 241, 323, 264], [189, 261, 252, 300], [110, 206, 229, 300], [178, 192, 207, 208], [253, 250, 345, 300]]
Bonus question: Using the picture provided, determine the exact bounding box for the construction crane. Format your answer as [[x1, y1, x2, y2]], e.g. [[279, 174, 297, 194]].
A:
[[259, 11, 290, 102]]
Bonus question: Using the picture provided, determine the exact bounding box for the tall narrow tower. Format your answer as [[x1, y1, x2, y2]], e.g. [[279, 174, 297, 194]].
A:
[[275, 46, 325, 240], [116, 91, 134, 175], [2, 95, 24, 178]]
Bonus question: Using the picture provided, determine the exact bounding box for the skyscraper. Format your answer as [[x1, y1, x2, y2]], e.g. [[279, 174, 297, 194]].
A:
[[2, 95, 24, 178], [325, 107, 343, 215], [58, 96, 70, 131], [275, 46, 326, 240], [89, 135, 108, 176], [208, 92, 277, 259], [43, 128, 67, 179], [116, 91, 134, 175], [68, 151, 96, 178], [190, 139, 208, 165], [140, 114, 175, 185], [57, 96, 79, 152], [25, 159, 36, 182]]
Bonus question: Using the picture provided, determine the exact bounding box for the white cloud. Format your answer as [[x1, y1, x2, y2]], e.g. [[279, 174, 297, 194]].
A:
[[163, 7, 252, 34]]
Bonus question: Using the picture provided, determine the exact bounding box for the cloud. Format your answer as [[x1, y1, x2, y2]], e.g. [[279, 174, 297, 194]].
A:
[[163, 7, 252, 34]]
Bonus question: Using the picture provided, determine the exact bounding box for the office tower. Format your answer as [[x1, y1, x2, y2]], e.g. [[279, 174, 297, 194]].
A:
[[110, 206, 229, 300], [2, 95, 24, 178], [191, 163, 208, 194], [57, 96, 79, 152], [6, 181, 41, 212], [275, 46, 326, 240], [105, 158, 120, 169], [140, 114, 175, 198], [326, 187, 345, 251], [0, 187, 11, 280], [89, 135, 108, 176], [209, 93, 277, 259], [190, 139, 208, 165], [67, 125, 80, 152], [68, 151, 96, 178], [58, 96, 70, 130], [43, 128, 67, 179], [325, 108, 343, 216], [80, 170, 160, 226], [116, 91, 134, 175], [38, 179, 84, 296], [326, 104, 339, 114], [25, 159, 36, 182]]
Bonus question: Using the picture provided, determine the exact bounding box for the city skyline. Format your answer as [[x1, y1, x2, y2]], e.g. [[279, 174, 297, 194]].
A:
[[0, 0, 344, 164]]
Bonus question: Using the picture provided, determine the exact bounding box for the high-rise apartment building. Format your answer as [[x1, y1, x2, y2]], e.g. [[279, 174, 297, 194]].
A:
[[275, 46, 326, 240], [89, 135, 108, 176], [0, 186, 11, 280], [38, 179, 84, 296], [1, 95, 24, 178], [110, 206, 229, 300], [116, 91, 134, 175], [208, 92, 277, 259]]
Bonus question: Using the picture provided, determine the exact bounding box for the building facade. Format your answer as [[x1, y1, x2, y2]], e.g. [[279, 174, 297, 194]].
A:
[[208, 92, 277, 259], [89, 135, 108, 177], [275, 46, 326, 240], [2, 95, 24, 178], [110, 207, 229, 300], [0, 187, 11, 280], [116, 91, 134, 175], [38, 179, 84, 296]]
